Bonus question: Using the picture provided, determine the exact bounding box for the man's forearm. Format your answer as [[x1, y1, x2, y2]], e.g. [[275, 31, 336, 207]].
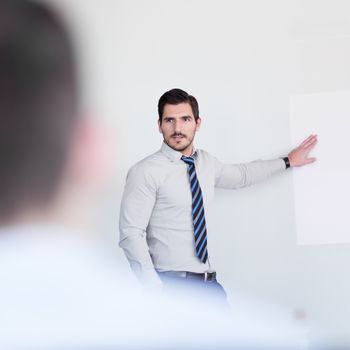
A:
[[119, 231, 162, 287]]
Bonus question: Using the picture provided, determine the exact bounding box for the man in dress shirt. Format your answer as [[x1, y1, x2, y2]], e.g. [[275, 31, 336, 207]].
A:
[[119, 88, 317, 300]]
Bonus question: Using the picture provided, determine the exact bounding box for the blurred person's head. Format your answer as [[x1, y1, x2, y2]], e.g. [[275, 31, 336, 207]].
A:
[[0, 0, 108, 225], [158, 88, 201, 156]]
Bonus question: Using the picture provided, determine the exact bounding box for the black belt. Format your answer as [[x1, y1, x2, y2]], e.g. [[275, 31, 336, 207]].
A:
[[158, 271, 217, 282]]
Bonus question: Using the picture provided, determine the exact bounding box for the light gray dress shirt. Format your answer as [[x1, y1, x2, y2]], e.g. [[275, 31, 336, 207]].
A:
[[119, 142, 286, 286]]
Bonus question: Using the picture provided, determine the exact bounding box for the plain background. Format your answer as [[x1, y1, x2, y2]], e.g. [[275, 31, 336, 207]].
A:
[[290, 91, 350, 245], [45, 0, 350, 346]]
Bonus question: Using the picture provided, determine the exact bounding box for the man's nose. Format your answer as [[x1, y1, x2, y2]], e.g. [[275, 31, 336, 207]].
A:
[[174, 119, 181, 133]]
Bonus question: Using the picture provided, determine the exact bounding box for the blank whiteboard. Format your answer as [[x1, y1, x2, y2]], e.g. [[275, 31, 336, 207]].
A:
[[289, 91, 350, 245]]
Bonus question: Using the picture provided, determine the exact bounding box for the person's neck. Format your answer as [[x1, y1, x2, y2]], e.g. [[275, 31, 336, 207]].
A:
[[181, 146, 194, 157]]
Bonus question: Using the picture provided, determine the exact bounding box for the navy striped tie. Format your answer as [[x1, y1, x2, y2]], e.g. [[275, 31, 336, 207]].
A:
[[181, 155, 208, 264]]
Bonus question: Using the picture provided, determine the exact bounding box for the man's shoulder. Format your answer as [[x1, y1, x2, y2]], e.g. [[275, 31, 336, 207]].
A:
[[130, 150, 164, 170], [126, 150, 166, 183], [196, 148, 216, 161]]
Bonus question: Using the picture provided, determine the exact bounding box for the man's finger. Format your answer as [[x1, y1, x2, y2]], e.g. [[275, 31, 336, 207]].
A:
[[302, 137, 318, 149], [302, 134, 317, 145], [300, 134, 315, 147]]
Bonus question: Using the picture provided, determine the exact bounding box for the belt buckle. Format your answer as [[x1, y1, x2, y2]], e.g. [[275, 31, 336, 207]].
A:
[[204, 272, 215, 283]]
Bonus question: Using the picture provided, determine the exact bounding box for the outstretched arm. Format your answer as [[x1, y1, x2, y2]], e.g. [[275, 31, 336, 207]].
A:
[[214, 134, 318, 189]]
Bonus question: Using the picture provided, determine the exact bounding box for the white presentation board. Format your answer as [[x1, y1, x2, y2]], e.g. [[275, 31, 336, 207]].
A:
[[289, 91, 350, 245]]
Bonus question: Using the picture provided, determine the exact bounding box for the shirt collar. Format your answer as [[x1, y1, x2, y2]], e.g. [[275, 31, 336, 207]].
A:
[[160, 142, 197, 162]]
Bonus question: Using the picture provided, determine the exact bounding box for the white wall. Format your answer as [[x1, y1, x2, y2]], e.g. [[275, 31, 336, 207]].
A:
[[47, 0, 350, 346]]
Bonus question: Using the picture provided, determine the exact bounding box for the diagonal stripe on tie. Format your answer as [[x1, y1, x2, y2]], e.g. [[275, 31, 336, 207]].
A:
[[194, 220, 205, 237], [197, 236, 207, 257], [195, 226, 206, 245], [193, 206, 204, 225], [181, 155, 208, 264], [202, 250, 208, 263], [191, 178, 199, 193], [192, 188, 202, 210], [196, 227, 207, 247]]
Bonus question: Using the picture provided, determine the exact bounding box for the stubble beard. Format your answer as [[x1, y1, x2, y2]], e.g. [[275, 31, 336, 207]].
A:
[[164, 133, 195, 154]]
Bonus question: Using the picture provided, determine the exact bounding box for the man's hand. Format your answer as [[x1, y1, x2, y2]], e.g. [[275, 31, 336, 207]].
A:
[[288, 134, 318, 167]]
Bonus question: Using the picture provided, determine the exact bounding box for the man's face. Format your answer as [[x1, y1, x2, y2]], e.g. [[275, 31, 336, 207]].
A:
[[158, 102, 201, 156]]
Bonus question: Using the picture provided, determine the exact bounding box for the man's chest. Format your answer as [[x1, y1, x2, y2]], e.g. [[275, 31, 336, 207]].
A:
[[154, 162, 215, 210]]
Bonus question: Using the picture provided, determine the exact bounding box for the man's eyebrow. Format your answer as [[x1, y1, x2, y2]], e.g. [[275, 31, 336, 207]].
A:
[[163, 115, 192, 119]]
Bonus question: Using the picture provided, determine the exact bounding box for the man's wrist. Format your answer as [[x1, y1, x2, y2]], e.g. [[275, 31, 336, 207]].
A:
[[282, 156, 290, 169]]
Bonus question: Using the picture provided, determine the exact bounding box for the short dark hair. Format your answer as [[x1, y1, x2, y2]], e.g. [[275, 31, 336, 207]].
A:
[[158, 88, 199, 123], [0, 0, 78, 220]]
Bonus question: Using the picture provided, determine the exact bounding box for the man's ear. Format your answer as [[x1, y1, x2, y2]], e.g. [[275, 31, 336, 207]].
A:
[[196, 117, 202, 132], [158, 119, 162, 133]]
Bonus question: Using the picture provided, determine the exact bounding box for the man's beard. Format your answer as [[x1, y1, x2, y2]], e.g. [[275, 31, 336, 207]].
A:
[[164, 133, 194, 153]]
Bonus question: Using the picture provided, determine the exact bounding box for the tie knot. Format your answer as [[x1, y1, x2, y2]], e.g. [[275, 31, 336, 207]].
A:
[[181, 156, 195, 166]]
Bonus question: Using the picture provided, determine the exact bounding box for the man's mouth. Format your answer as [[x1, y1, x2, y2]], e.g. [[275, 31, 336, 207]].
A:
[[172, 135, 185, 141]]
